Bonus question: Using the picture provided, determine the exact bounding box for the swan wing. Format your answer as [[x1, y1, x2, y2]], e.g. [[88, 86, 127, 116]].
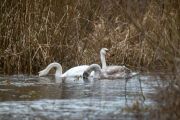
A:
[[62, 65, 89, 77], [101, 72, 126, 79], [102, 71, 139, 80], [103, 65, 130, 75]]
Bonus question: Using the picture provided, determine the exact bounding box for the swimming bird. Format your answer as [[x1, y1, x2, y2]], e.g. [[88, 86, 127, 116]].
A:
[[38, 62, 91, 78], [83, 64, 137, 80], [100, 48, 130, 75]]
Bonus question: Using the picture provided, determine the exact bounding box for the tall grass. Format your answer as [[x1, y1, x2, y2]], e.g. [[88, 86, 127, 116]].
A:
[[0, 0, 179, 74]]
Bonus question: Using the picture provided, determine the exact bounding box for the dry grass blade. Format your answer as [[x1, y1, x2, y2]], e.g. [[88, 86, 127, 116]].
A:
[[0, 0, 179, 74]]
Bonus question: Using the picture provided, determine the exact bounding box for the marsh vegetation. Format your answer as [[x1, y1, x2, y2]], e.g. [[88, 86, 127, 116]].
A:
[[0, 0, 180, 119], [0, 0, 179, 74]]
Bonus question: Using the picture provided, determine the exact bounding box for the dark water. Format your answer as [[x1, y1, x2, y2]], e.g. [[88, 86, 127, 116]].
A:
[[0, 74, 168, 120]]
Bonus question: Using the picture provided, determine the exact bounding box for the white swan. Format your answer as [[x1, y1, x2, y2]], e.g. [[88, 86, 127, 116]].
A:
[[83, 64, 137, 80], [100, 48, 108, 69], [100, 48, 130, 74], [38, 62, 90, 78]]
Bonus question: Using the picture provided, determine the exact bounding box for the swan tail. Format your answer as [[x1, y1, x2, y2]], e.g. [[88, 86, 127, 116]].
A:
[[126, 72, 139, 79]]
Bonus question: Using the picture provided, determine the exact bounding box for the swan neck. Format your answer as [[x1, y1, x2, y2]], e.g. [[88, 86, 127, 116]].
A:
[[100, 52, 106, 69], [94, 69, 101, 78], [45, 63, 62, 76], [88, 64, 101, 77]]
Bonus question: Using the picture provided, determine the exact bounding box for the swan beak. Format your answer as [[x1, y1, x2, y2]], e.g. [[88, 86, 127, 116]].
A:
[[106, 52, 111, 58]]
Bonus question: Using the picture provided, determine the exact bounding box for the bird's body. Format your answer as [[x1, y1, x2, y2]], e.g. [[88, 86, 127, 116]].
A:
[[83, 64, 136, 80], [61, 65, 90, 77], [100, 48, 131, 75], [39, 62, 91, 78]]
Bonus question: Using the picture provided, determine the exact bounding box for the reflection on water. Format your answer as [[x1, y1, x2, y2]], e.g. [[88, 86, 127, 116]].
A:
[[0, 73, 168, 120]]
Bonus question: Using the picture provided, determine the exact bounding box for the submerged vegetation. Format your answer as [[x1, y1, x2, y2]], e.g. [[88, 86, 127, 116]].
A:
[[0, 0, 179, 74]]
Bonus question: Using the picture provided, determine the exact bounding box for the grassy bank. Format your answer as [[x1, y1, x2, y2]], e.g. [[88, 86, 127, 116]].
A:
[[0, 0, 179, 74]]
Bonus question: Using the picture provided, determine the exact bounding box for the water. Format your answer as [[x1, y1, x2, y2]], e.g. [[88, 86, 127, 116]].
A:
[[0, 73, 167, 120]]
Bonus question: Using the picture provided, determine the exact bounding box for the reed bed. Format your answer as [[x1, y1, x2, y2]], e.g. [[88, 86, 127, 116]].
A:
[[148, 73, 180, 119], [0, 0, 179, 74]]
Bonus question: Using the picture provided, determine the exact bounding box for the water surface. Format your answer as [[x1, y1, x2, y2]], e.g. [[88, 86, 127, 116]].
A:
[[0, 73, 167, 120]]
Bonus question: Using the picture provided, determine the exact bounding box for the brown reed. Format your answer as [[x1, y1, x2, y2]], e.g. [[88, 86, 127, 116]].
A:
[[0, 0, 179, 74]]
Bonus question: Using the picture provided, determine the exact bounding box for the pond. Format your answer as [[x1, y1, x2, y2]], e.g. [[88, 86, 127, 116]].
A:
[[0, 73, 169, 120]]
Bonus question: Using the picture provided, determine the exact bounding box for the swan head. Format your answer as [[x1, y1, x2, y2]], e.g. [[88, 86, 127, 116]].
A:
[[100, 48, 108, 55], [38, 70, 48, 77], [38, 62, 62, 77], [83, 64, 101, 80], [83, 71, 90, 80], [83, 71, 101, 80]]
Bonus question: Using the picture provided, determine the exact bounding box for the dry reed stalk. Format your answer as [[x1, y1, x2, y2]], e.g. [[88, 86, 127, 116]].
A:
[[0, 0, 179, 74]]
